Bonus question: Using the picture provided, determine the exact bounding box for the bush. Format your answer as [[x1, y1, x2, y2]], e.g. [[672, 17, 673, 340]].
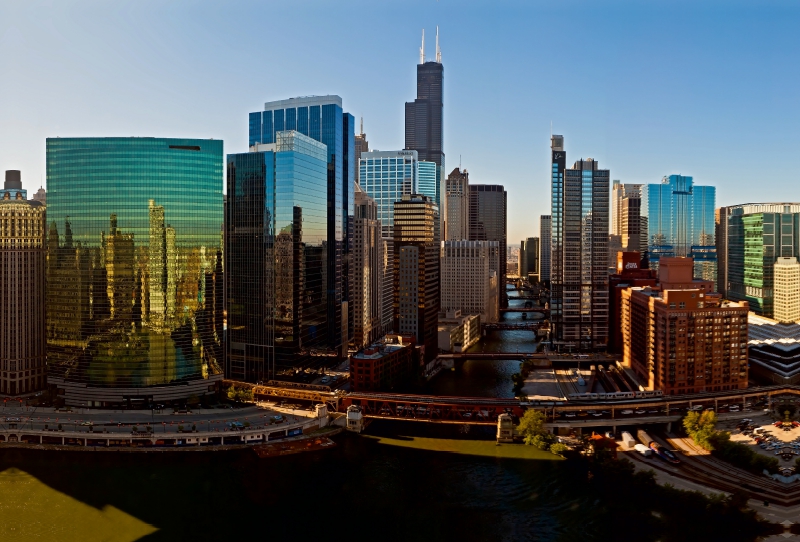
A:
[[549, 442, 569, 456], [178, 425, 184, 432], [226, 385, 255, 403], [711, 432, 780, 474]]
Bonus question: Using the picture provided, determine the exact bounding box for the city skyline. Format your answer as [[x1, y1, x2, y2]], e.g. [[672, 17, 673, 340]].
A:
[[3, 1, 800, 243]]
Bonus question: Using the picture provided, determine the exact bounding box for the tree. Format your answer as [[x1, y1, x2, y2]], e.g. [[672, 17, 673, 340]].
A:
[[683, 410, 718, 450], [550, 443, 569, 456]]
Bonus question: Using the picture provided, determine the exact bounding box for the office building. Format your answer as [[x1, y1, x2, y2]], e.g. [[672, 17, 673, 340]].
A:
[[519, 237, 539, 281], [469, 184, 507, 308], [359, 150, 420, 238], [549, 134, 610, 349], [0, 170, 26, 200], [774, 257, 800, 324], [748, 314, 800, 385], [355, 118, 369, 183], [620, 188, 645, 253], [445, 167, 469, 241], [0, 186, 46, 396], [353, 185, 383, 349], [441, 240, 499, 323], [719, 203, 800, 318], [438, 310, 481, 353], [249, 95, 354, 357], [33, 187, 46, 203], [227, 132, 328, 382], [539, 215, 551, 282], [394, 194, 439, 362], [642, 175, 716, 283], [715, 207, 728, 296], [350, 334, 416, 392], [608, 235, 623, 272], [46, 137, 224, 406], [621, 257, 749, 395], [608, 252, 657, 354], [405, 30, 444, 200], [417, 161, 438, 206]]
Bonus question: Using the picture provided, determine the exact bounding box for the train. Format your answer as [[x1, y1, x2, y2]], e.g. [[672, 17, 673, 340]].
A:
[[637, 429, 681, 464], [568, 390, 664, 401]]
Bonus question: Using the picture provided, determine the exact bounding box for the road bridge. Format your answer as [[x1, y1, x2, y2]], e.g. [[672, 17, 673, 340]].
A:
[[437, 352, 546, 361], [482, 322, 545, 332], [224, 380, 342, 410], [500, 307, 549, 314]]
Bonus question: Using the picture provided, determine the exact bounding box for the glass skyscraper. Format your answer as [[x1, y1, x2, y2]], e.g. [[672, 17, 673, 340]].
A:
[[45, 137, 224, 407], [359, 150, 420, 238], [226, 132, 329, 381], [249, 95, 354, 357], [417, 161, 438, 205], [642, 174, 716, 283], [721, 203, 800, 317], [469, 184, 507, 309]]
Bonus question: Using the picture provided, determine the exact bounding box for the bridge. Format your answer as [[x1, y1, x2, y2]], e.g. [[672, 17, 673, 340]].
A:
[[224, 380, 343, 410], [437, 352, 546, 361], [500, 307, 550, 314], [482, 322, 546, 332]]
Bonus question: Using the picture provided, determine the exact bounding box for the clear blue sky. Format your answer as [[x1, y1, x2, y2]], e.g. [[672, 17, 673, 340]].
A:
[[1, 0, 798, 243]]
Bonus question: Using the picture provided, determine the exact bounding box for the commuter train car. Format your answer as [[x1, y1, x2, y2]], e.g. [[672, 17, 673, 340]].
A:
[[638, 429, 681, 464]]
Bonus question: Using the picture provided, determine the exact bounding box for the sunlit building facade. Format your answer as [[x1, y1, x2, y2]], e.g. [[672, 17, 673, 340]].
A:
[[45, 137, 224, 407]]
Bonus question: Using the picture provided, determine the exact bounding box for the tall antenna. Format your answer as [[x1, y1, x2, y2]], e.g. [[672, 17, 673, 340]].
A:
[[420, 29, 425, 64], [360, 116, 364, 135], [436, 26, 441, 63]]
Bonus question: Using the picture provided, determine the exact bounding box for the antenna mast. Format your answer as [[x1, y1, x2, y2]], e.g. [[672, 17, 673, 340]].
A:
[[436, 26, 441, 63], [420, 29, 425, 64], [360, 116, 364, 135]]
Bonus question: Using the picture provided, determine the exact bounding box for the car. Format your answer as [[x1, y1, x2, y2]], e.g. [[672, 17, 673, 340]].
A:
[[320, 377, 330, 384], [705, 407, 715, 412], [577, 412, 589, 417], [565, 412, 577, 418], [688, 405, 702, 411], [271, 415, 284, 422], [730, 406, 740, 412], [634, 410, 645, 415], [621, 409, 634, 415], [647, 409, 659, 414], [79, 421, 93, 426], [5, 417, 20, 423]]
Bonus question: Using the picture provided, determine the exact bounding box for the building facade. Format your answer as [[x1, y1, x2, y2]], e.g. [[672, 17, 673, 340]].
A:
[[519, 237, 539, 281], [445, 167, 469, 241], [394, 194, 439, 361], [46, 137, 224, 406], [550, 135, 610, 349], [0, 170, 27, 200], [642, 175, 716, 283], [226, 132, 329, 382], [248, 95, 354, 357], [539, 215, 551, 282], [354, 118, 368, 184], [359, 150, 420, 238], [350, 334, 416, 392], [720, 203, 800, 318], [608, 252, 657, 354], [417, 161, 438, 210], [469, 184, 507, 308], [441, 240, 499, 323], [0, 188, 46, 396], [774, 257, 800, 324], [353, 185, 383, 348], [621, 258, 749, 395]]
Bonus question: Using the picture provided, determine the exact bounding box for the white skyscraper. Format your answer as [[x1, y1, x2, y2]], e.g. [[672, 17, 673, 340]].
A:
[[441, 240, 499, 323], [353, 185, 383, 348]]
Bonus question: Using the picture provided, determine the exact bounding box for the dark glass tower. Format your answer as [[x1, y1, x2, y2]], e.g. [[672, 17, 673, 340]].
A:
[[469, 184, 507, 309], [45, 137, 224, 407], [227, 132, 329, 381], [405, 34, 444, 221], [249, 96, 355, 357]]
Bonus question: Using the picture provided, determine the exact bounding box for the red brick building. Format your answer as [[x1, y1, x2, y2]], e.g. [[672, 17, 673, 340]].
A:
[[621, 257, 749, 395], [609, 252, 657, 354], [350, 334, 416, 392]]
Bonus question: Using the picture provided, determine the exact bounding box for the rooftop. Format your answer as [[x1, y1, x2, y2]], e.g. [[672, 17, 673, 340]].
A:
[[749, 313, 800, 352]]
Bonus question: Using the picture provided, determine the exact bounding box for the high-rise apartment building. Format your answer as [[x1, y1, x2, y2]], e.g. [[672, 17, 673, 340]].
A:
[[539, 215, 551, 282], [227, 132, 329, 382], [0, 175, 46, 396], [773, 257, 800, 323], [621, 257, 749, 394], [353, 185, 383, 348], [518, 237, 539, 281], [248, 95, 354, 357], [469, 184, 507, 308], [445, 167, 469, 241], [406, 31, 445, 235], [394, 194, 439, 361], [642, 175, 716, 284], [46, 137, 224, 406], [720, 203, 800, 317], [355, 118, 369, 184], [441, 240, 499, 323], [550, 134, 610, 349], [608, 252, 657, 354]]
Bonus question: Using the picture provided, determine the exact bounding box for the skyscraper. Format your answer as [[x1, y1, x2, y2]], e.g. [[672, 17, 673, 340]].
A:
[[642, 175, 716, 284], [353, 185, 383, 349], [227, 132, 329, 382], [721, 203, 800, 317], [406, 30, 444, 236], [445, 167, 469, 241], [469, 184, 507, 308], [417, 161, 438, 205], [46, 137, 224, 407], [539, 215, 551, 283], [774, 257, 800, 324], [519, 237, 539, 281], [359, 150, 420, 238], [355, 118, 369, 184], [550, 135, 610, 349], [0, 170, 26, 200], [394, 194, 439, 361], [0, 181, 46, 396], [248, 95, 354, 357], [441, 240, 499, 323]]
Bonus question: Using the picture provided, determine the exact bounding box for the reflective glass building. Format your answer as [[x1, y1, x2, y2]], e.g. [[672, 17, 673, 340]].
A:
[[226, 132, 328, 381], [359, 150, 419, 238], [417, 161, 438, 206], [642, 175, 717, 284], [249, 96, 354, 356], [45, 138, 224, 407]]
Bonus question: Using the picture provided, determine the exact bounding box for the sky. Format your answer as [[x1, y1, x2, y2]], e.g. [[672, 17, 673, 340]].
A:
[[1, 0, 800, 243]]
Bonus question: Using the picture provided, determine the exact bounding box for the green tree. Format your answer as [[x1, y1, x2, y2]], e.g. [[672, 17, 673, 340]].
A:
[[550, 442, 569, 456]]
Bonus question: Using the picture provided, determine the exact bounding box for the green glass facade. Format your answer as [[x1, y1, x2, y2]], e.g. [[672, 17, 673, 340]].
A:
[[727, 208, 800, 317], [46, 137, 224, 406]]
